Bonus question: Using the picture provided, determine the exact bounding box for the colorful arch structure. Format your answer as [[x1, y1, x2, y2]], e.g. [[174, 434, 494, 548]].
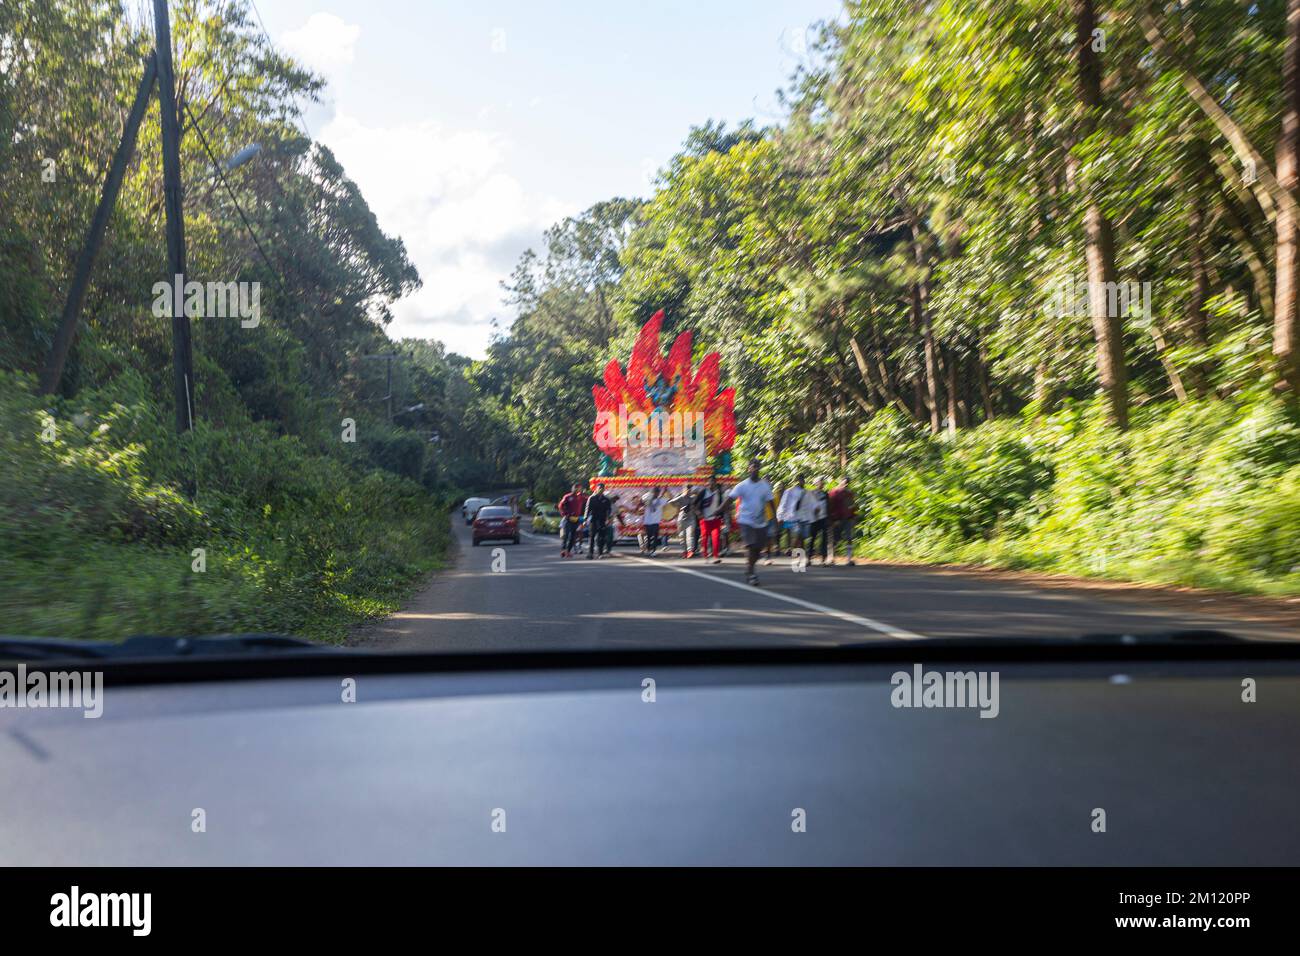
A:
[[588, 310, 738, 538]]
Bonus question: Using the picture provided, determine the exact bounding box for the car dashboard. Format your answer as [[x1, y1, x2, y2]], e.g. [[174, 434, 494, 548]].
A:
[[2, 646, 1297, 865]]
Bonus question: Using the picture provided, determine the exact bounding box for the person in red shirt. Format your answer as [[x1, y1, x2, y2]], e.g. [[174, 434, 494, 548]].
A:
[[558, 484, 587, 557], [826, 477, 857, 566]]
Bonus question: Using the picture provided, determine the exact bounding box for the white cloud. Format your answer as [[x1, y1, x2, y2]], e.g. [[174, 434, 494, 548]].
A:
[[317, 112, 572, 357], [281, 13, 360, 80]]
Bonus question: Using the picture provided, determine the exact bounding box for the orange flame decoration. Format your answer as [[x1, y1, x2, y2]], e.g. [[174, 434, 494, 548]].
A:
[[591, 310, 736, 464]]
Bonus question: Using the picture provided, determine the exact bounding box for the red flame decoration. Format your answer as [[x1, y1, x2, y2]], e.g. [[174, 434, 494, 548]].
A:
[[591, 310, 737, 464]]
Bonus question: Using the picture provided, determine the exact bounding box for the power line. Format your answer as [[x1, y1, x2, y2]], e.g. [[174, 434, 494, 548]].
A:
[[183, 99, 279, 283]]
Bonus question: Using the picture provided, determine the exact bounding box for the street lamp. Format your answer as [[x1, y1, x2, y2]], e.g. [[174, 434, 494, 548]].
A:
[[222, 143, 262, 172]]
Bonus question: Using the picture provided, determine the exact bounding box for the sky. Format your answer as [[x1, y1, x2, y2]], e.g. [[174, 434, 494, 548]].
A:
[[254, 0, 844, 357]]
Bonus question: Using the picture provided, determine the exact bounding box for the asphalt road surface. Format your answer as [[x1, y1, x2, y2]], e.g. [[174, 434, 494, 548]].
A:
[[351, 512, 1300, 650]]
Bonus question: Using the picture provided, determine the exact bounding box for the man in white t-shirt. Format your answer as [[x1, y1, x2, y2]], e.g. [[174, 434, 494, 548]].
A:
[[777, 475, 812, 556], [726, 460, 774, 586], [640, 486, 667, 554]]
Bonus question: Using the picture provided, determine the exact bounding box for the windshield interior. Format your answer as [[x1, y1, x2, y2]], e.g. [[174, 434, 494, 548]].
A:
[[1, 0, 1297, 656]]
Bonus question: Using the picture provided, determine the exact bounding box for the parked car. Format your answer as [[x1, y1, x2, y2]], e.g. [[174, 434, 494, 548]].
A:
[[531, 505, 561, 534], [472, 505, 520, 546], [462, 497, 491, 524]]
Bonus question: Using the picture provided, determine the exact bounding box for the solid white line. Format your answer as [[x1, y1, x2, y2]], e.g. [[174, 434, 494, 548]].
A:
[[616, 553, 925, 641]]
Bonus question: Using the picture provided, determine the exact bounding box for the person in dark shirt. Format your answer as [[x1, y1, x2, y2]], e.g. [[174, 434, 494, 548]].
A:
[[826, 477, 858, 566], [604, 492, 621, 553], [667, 483, 700, 557], [584, 484, 613, 559], [806, 477, 830, 567]]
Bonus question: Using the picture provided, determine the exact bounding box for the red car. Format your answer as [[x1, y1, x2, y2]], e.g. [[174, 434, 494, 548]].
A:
[[472, 505, 520, 546]]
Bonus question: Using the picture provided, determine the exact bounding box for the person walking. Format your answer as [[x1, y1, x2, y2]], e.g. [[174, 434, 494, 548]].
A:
[[604, 491, 621, 553], [727, 460, 775, 586], [806, 477, 830, 567], [697, 476, 728, 564], [827, 476, 858, 566], [584, 483, 613, 559], [777, 475, 811, 557], [668, 483, 701, 557], [558, 483, 585, 558], [640, 485, 667, 555], [576, 485, 589, 553]]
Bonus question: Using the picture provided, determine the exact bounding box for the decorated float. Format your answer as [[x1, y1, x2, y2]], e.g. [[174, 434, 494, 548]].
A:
[[589, 310, 738, 542]]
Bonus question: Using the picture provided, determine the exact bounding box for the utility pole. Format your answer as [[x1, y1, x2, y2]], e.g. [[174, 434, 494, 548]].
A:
[[153, 0, 194, 434], [39, 53, 157, 395], [40, 2, 266, 442]]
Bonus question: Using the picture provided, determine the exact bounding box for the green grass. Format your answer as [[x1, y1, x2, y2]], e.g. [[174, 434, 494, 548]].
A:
[[0, 370, 454, 643]]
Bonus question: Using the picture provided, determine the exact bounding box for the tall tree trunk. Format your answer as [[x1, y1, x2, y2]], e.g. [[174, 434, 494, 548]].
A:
[[912, 378, 927, 422], [1186, 200, 1211, 396], [850, 335, 911, 418], [912, 277, 941, 435], [1074, 0, 1128, 428], [1276, 0, 1300, 396], [896, 187, 942, 433], [1146, 317, 1189, 401], [944, 347, 959, 434], [1143, 3, 1299, 391], [1214, 169, 1276, 318], [977, 346, 995, 422]]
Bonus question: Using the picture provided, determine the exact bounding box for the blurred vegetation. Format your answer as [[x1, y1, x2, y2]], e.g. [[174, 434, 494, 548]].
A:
[[0, 0, 489, 640], [816, 398, 1300, 594], [466, 1, 1300, 595], [0, 367, 455, 641], [5, 0, 1300, 643]]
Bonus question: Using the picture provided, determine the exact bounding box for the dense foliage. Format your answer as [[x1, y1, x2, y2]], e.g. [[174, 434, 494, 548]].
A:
[[0, 369, 452, 639], [0, 0, 484, 639], [470, 1, 1300, 592]]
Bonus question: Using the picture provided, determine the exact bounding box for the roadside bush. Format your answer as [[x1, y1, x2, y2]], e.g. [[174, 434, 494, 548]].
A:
[[850, 412, 1052, 554], [360, 425, 427, 482], [827, 394, 1300, 594], [0, 372, 452, 641]]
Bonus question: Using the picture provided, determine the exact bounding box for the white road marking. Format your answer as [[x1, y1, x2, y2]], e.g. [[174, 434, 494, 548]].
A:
[[616, 553, 924, 640], [501, 527, 921, 638]]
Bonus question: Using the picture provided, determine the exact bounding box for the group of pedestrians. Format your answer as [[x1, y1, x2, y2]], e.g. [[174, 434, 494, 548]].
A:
[[558, 483, 603, 558], [670, 477, 732, 561], [729, 463, 859, 585], [762, 475, 857, 568], [552, 466, 859, 584]]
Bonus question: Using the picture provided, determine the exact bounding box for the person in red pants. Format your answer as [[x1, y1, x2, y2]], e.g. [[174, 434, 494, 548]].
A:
[[696, 475, 728, 564]]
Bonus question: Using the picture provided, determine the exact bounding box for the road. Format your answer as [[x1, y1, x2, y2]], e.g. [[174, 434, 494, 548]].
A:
[[350, 512, 1300, 649]]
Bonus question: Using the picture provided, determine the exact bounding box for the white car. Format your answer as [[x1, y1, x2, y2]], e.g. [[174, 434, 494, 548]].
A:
[[461, 497, 491, 524]]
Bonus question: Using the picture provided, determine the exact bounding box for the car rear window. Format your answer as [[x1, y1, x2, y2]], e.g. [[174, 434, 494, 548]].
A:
[[477, 507, 513, 518]]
